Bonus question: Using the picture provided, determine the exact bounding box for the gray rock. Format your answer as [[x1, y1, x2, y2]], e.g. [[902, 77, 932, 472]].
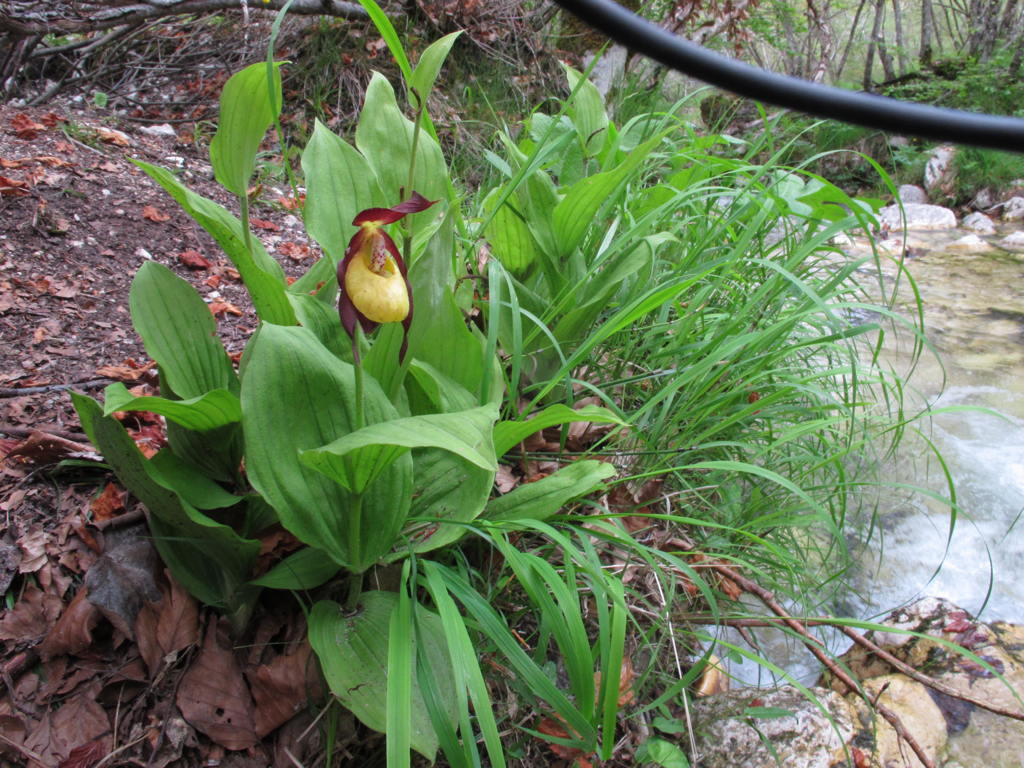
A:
[[971, 187, 995, 210], [961, 211, 997, 234], [138, 123, 177, 138], [879, 203, 957, 230], [898, 184, 928, 204], [582, 44, 628, 99], [924, 145, 957, 195], [946, 234, 994, 253], [1000, 231, 1024, 251], [1001, 196, 1024, 221], [690, 686, 854, 768]]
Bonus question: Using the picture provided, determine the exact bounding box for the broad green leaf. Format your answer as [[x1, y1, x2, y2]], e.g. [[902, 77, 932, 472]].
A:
[[300, 120, 383, 266], [485, 460, 616, 522], [129, 261, 236, 398], [308, 593, 456, 760], [562, 63, 609, 156], [241, 324, 411, 571], [133, 161, 295, 325], [493, 403, 626, 457], [401, 447, 494, 553], [287, 292, 348, 360], [248, 547, 340, 590], [71, 393, 258, 615], [637, 737, 691, 768], [164, 420, 242, 485], [409, 31, 462, 109], [102, 383, 241, 432], [148, 449, 241, 510], [355, 72, 448, 204], [551, 133, 666, 257], [407, 360, 477, 414], [301, 405, 497, 495], [387, 565, 413, 768], [210, 62, 283, 197], [482, 186, 541, 273], [406, 213, 489, 396]]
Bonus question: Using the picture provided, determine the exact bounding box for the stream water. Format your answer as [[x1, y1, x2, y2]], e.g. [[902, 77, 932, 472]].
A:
[[723, 225, 1024, 686]]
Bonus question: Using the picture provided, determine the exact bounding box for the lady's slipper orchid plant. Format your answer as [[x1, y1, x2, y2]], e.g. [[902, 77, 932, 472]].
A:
[[338, 192, 437, 362]]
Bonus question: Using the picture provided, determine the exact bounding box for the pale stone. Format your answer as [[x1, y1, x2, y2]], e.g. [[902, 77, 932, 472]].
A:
[[961, 211, 997, 234], [138, 123, 176, 138], [879, 203, 957, 230], [846, 675, 947, 768], [924, 145, 957, 194], [898, 184, 928, 204], [1001, 196, 1024, 221], [946, 234, 994, 253], [582, 44, 628, 99], [1000, 231, 1024, 251], [690, 686, 854, 768]]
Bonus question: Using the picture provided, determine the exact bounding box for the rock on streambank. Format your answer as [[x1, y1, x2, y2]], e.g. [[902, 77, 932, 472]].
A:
[[879, 203, 958, 231], [689, 597, 1024, 768]]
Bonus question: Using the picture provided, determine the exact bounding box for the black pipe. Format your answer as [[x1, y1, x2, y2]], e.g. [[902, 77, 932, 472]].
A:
[[554, 0, 1024, 152]]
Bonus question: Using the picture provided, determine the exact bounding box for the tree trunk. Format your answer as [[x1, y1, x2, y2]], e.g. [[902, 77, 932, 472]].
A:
[[863, 0, 885, 90], [919, 0, 935, 67], [805, 0, 834, 83], [834, 0, 870, 81], [891, 0, 908, 75], [875, 0, 896, 81]]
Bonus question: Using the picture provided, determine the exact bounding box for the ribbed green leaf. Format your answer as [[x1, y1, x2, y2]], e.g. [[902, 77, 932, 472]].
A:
[[71, 393, 258, 616], [133, 161, 294, 325], [482, 186, 541, 273], [355, 72, 448, 204], [308, 592, 456, 761], [209, 62, 283, 197], [102, 383, 240, 432], [409, 31, 462, 109], [128, 261, 236, 398], [493, 404, 626, 457], [562, 63, 609, 156], [241, 324, 411, 570], [300, 120, 382, 266], [485, 460, 616, 522], [248, 547, 340, 590], [300, 405, 498, 494]]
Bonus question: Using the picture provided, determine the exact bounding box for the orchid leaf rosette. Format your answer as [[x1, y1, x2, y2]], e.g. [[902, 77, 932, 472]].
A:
[[338, 192, 437, 362]]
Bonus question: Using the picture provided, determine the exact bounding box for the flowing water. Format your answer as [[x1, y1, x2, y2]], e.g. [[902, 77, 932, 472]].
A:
[[723, 226, 1024, 686]]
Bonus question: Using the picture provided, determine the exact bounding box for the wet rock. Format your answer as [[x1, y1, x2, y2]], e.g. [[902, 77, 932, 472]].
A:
[[970, 187, 995, 210], [924, 145, 957, 197], [846, 675, 948, 768], [689, 685, 855, 768], [827, 598, 1024, 768], [898, 184, 928, 204], [879, 203, 957, 230], [946, 234, 995, 253], [1000, 231, 1024, 251], [1001, 196, 1024, 221], [961, 211, 997, 234]]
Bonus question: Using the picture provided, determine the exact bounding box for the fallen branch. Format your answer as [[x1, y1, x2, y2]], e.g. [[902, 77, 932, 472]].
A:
[[0, 378, 111, 397], [1, 0, 368, 35], [711, 562, 935, 768]]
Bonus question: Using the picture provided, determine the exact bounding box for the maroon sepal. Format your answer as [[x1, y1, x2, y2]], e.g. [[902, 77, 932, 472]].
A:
[[351, 191, 437, 226]]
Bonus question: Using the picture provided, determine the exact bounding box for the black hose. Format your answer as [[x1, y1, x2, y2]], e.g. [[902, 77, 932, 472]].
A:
[[553, 0, 1024, 152]]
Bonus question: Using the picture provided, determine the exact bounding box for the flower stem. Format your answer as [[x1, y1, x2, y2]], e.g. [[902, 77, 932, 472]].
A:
[[353, 325, 366, 431], [346, 492, 364, 578], [344, 569, 363, 611]]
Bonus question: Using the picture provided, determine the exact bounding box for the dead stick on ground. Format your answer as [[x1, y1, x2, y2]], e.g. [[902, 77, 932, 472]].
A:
[[836, 624, 1024, 721], [712, 563, 935, 768]]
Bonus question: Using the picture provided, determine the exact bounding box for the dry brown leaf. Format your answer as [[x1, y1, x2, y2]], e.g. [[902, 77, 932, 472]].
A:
[[57, 738, 106, 768], [11, 113, 45, 140], [36, 685, 111, 766], [593, 657, 636, 708], [135, 571, 199, 678], [176, 621, 258, 750], [89, 483, 126, 523], [141, 205, 170, 223], [38, 589, 101, 661], [495, 464, 519, 493], [0, 584, 63, 643], [209, 300, 243, 317], [84, 536, 163, 638], [5, 431, 98, 467], [178, 249, 211, 270], [249, 217, 280, 231], [17, 528, 48, 573], [95, 127, 130, 146], [0, 174, 29, 196], [248, 640, 321, 737]]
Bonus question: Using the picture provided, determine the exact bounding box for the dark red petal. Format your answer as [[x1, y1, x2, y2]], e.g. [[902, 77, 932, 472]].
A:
[[338, 230, 378, 358], [391, 191, 437, 214], [351, 192, 438, 226]]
